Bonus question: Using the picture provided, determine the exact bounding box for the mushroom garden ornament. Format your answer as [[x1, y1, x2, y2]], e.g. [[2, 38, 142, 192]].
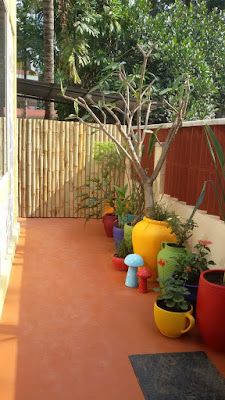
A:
[[137, 267, 152, 293], [124, 254, 144, 288]]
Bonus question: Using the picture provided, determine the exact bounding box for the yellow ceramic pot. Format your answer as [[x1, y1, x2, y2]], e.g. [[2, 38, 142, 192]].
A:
[[154, 301, 195, 338], [132, 217, 176, 279]]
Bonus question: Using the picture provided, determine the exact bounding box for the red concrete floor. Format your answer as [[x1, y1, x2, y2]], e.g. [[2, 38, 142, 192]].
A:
[[0, 219, 224, 400]]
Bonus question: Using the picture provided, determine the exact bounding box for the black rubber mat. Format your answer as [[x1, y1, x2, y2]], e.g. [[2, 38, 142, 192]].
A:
[[129, 351, 225, 400]]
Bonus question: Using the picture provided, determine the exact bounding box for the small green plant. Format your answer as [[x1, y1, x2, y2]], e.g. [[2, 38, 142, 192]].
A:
[[149, 201, 172, 221], [115, 239, 133, 259], [158, 276, 190, 312], [114, 184, 130, 228], [167, 182, 207, 246], [173, 240, 216, 285], [167, 213, 197, 247]]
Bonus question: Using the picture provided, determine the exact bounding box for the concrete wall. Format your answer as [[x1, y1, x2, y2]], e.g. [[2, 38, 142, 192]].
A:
[[162, 195, 225, 268], [0, 0, 19, 317]]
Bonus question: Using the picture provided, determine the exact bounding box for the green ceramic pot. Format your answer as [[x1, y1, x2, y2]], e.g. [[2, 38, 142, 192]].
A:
[[124, 223, 134, 247], [157, 242, 188, 288]]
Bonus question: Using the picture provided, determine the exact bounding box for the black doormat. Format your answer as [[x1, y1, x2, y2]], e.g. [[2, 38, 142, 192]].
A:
[[129, 351, 225, 400]]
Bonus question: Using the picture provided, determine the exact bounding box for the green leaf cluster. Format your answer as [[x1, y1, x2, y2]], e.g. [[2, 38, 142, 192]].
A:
[[158, 275, 190, 312], [115, 239, 133, 259], [172, 240, 216, 284]]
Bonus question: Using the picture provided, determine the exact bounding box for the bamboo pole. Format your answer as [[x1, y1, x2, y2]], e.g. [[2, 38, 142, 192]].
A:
[[81, 123, 87, 218], [55, 121, 60, 216], [98, 126, 104, 215], [21, 119, 27, 217], [77, 123, 83, 217], [43, 120, 48, 217], [51, 120, 56, 217], [69, 122, 74, 217], [39, 120, 44, 217], [46, 120, 52, 217], [73, 123, 79, 217], [85, 125, 91, 219], [31, 119, 36, 216], [26, 119, 32, 217], [35, 120, 40, 217], [17, 119, 22, 216], [89, 124, 96, 217], [59, 121, 65, 217], [64, 122, 70, 217]]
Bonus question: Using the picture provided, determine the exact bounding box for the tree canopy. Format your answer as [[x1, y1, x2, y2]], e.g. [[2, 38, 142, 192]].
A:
[[17, 0, 225, 120]]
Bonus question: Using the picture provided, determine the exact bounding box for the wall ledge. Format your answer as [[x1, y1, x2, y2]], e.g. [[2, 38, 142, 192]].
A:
[[136, 118, 225, 130]]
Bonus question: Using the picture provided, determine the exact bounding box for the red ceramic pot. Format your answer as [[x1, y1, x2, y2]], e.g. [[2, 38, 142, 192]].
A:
[[112, 255, 128, 272], [102, 214, 117, 237], [196, 269, 225, 352]]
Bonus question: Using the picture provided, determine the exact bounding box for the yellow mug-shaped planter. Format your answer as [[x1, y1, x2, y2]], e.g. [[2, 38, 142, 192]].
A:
[[154, 301, 195, 338]]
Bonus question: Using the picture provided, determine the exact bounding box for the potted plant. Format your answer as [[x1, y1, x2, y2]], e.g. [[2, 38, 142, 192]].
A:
[[124, 182, 144, 246], [196, 269, 225, 351], [157, 213, 197, 287], [75, 141, 125, 236], [154, 276, 195, 338], [133, 202, 177, 280], [112, 239, 133, 272], [172, 240, 215, 311], [113, 184, 130, 246]]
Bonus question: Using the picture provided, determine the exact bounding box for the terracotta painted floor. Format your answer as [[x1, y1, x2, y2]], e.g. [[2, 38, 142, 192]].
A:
[[0, 219, 224, 400]]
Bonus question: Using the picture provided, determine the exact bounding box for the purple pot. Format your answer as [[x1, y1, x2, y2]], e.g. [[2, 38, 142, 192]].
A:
[[113, 225, 124, 247]]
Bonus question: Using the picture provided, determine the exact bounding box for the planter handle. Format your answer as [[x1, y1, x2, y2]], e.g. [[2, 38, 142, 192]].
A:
[[181, 313, 195, 334], [160, 242, 167, 249]]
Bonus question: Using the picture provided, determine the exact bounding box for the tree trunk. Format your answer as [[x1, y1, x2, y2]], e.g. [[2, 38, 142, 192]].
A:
[[43, 0, 54, 119], [144, 180, 154, 218]]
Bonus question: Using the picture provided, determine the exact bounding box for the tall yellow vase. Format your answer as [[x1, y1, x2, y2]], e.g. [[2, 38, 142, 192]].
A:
[[132, 217, 176, 280]]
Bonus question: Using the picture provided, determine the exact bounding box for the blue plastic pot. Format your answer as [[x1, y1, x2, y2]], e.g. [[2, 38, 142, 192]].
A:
[[185, 283, 198, 315]]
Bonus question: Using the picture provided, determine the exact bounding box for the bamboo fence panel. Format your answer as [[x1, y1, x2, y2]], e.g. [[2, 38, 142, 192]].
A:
[[17, 119, 125, 217]]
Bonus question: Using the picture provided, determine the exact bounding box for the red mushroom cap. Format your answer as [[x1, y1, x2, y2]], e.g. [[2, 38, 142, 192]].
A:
[[137, 267, 152, 279]]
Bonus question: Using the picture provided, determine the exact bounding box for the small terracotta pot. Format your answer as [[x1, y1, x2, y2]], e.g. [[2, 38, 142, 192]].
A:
[[112, 255, 128, 271]]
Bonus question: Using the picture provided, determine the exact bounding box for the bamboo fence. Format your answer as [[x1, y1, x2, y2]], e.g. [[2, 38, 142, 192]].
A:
[[18, 118, 124, 218]]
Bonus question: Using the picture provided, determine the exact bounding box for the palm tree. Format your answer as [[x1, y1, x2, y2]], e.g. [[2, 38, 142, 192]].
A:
[[43, 0, 54, 119]]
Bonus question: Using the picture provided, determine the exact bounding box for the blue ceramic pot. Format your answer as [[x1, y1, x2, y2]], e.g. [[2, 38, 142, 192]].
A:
[[113, 225, 124, 247], [185, 283, 198, 315]]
